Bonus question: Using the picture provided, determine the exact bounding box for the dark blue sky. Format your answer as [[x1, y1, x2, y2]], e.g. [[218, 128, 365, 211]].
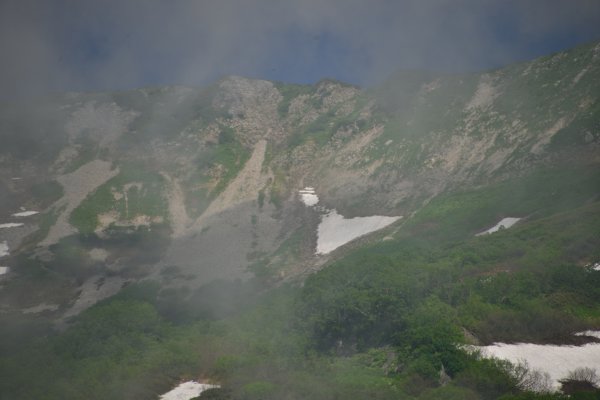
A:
[[1, 0, 599, 98]]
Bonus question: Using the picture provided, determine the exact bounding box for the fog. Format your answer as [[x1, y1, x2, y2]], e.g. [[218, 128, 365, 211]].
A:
[[0, 3, 599, 399], [1, 0, 599, 98]]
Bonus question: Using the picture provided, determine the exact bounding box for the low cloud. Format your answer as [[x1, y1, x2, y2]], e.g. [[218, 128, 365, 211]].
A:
[[1, 0, 599, 98]]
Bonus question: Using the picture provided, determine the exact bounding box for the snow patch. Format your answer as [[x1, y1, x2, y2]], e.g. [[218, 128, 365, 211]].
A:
[[159, 381, 219, 400], [299, 187, 401, 254], [0, 223, 24, 228], [12, 211, 39, 217], [575, 331, 600, 340], [586, 262, 600, 271], [299, 187, 319, 207], [0, 266, 9, 275], [317, 210, 401, 254], [476, 217, 521, 236], [472, 342, 600, 390], [0, 241, 9, 257]]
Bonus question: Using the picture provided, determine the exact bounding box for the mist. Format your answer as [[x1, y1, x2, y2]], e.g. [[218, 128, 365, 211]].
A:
[[1, 0, 600, 98], [1, 2, 600, 399]]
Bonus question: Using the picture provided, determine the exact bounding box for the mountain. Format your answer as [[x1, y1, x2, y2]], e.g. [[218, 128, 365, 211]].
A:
[[0, 41, 599, 399]]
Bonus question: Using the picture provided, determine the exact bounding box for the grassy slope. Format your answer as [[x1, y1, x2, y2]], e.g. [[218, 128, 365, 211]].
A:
[[2, 162, 599, 400], [69, 165, 168, 234]]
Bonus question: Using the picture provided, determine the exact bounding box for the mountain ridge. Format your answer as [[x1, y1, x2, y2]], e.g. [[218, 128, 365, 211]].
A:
[[0, 38, 599, 310]]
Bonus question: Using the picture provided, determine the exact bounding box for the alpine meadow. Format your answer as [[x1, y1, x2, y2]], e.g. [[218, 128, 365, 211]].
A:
[[1, 30, 600, 399]]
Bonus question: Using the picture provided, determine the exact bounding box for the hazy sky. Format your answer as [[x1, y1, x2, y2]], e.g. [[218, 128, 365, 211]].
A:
[[1, 0, 599, 98]]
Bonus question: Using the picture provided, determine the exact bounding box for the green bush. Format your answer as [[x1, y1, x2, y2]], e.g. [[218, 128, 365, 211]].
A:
[[240, 381, 277, 400]]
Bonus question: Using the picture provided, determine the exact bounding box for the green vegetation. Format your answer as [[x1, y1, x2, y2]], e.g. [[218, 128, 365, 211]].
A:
[[296, 112, 337, 146], [63, 135, 102, 173], [41, 224, 170, 283], [278, 85, 372, 150], [2, 163, 599, 399], [404, 165, 600, 242], [368, 72, 478, 170], [266, 167, 287, 209], [184, 125, 250, 218], [275, 82, 314, 117], [248, 224, 311, 280], [1, 42, 599, 400], [212, 132, 250, 194], [550, 98, 600, 150], [364, 40, 600, 174], [284, 93, 377, 150], [20, 206, 61, 249], [0, 298, 202, 400], [70, 165, 168, 234]]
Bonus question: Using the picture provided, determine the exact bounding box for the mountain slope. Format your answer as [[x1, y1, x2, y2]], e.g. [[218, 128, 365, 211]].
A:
[[0, 40, 599, 400], [0, 40, 598, 317]]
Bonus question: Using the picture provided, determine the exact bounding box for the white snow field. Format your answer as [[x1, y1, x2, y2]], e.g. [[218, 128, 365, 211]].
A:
[[476, 217, 521, 236], [474, 341, 600, 390], [299, 187, 319, 206], [12, 211, 39, 217], [159, 381, 219, 400], [575, 330, 600, 340], [0, 223, 24, 228], [298, 187, 401, 254], [317, 210, 401, 254], [0, 241, 9, 257]]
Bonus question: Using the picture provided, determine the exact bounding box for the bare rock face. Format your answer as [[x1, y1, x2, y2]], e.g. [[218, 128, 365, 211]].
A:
[[214, 76, 283, 142], [65, 101, 138, 149], [215, 76, 279, 115]]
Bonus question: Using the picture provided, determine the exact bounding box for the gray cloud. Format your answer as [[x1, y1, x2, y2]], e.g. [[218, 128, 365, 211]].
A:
[[1, 0, 599, 98]]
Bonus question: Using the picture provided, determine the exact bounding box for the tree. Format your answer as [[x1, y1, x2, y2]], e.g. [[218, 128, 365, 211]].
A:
[[510, 361, 553, 394], [560, 367, 600, 395]]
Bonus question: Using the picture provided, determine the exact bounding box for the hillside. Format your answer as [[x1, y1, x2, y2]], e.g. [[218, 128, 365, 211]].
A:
[[0, 41, 599, 399]]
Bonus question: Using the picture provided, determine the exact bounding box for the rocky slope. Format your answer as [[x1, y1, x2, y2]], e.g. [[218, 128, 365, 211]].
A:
[[0, 40, 599, 319]]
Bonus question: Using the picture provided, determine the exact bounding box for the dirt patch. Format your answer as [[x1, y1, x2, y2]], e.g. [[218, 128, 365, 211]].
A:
[[162, 200, 281, 287], [40, 160, 119, 247], [96, 211, 119, 232], [161, 140, 281, 287], [96, 211, 163, 233], [573, 67, 589, 85], [466, 75, 499, 110], [332, 125, 383, 167], [189, 139, 269, 231], [88, 248, 109, 262], [21, 303, 59, 314], [58, 275, 129, 324], [161, 172, 191, 238], [111, 187, 124, 200], [531, 117, 568, 155]]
